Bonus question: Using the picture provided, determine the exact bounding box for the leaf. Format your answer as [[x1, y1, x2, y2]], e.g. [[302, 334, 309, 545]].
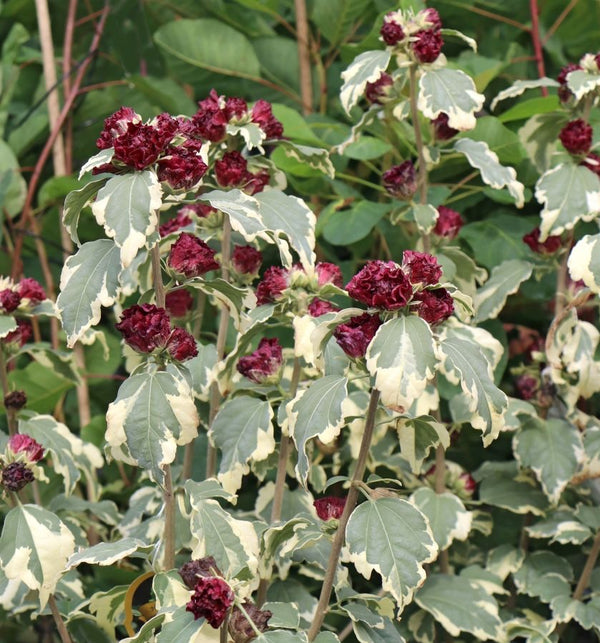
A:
[[78, 148, 115, 178], [410, 488, 472, 550], [312, 0, 371, 45], [415, 574, 502, 639], [321, 201, 392, 246], [200, 188, 265, 241], [396, 415, 450, 474], [514, 417, 583, 504], [287, 375, 348, 486], [255, 189, 316, 269], [526, 509, 592, 545], [454, 138, 525, 207], [277, 141, 335, 178], [366, 316, 437, 412], [57, 239, 121, 347], [353, 617, 407, 643], [19, 413, 103, 496], [67, 538, 147, 569], [185, 341, 218, 402], [412, 204, 438, 235], [106, 370, 199, 485], [566, 68, 600, 101], [189, 277, 249, 329], [21, 342, 81, 384], [154, 19, 261, 81], [437, 332, 507, 445], [8, 363, 74, 415], [62, 178, 107, 245], [155, 605, 204, 642], [536, 162, 600, 239], [345, 497, 437, 611], [91, 171, 162, 268], [340, 50, 391, 116], [342, 136, 393, 161], [210, 396, 275, 494], [498, 96, 560, 123], [0, 140, 26, 217], [513, 551, 572, 606], [568, 233, 600, 294], [473, 259, 533, 322], [418, 68, 484, 131], [491, 78, 559, 111], [0, 316, 16, 338], [254, 632, 309, 642], [0, 504, 75, 610]]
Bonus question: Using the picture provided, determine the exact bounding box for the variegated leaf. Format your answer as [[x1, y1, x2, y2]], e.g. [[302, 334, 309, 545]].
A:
[[568, 233, 600, 294], [366, 316, 437, 412], [89, 585, 129, 635], [188, 277, 250, 329], [566, 68, 600, 101], [63, 178, 107, 245], [78, 148, 114, 178], [536, 162, 600, 239], [438, 331, 507, 445], [0, 504, 75, 610], [473, 259, 533, 322], [345, 498, 437, 612], [255, 189, 316, 269], [227, 121, 265, 149], [287, 375, 348, 486], [0, 316, 16, 338], [490, 78, 559, 111], [19, 413, 103, 496], [354, 617, 406, 643], [440, 28, 476, 51], [514, 417, 583, 504], [91, 171, 162, 268], [413, 204, 438, 235], [478, 464, 548, 515], [185, 480, 259, 581], [410, 488, 472, 550], [67, 538, 147, 569], [209, 396, 275, 494], [277, 141, 335, 179], [418, 68, 484, 131], [526, 509, 592, 545], [255, 632, 309, 642], [200, 188, 265, 241], [454, 138, 525, 207], [106, 370, 199, 485], [185, 341, 218, 402], [57, 239, 121, 347], [415, 574, 502, 639], [396, 416, 450, 474], [155, 605, 205, 642], [512, 551, 573, 606], [486, 544, 525, 580], [340, 49, 391, 115]]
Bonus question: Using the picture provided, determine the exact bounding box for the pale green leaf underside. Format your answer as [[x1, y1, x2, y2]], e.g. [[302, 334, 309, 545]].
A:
[[491, 78, 559, 111], [340, 50, 391, 115], [397, 415, 450, 474], [411, 488, 472, 550], [474, 259, 533, 323], [566, 69, 600, 101], [278, 141, 335, 179], [0, 316, 17, 339], [62, 178, 106, 245], [57, 239, 121, 347], [200, 188, 265, 241], [67, 538, 147, 569], [568, 233, 600, 294], [526, 510, 592, 545], [345, 498, 437, 611], [478, 472, 548, 515]]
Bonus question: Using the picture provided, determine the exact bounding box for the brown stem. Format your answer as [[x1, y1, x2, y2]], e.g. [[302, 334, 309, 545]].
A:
[[454, 2, 528, 30], [294, 0, 313, 115], [151, 244, 166, 309], [529, 0, 548, 96], [162, 464, 176, 570], [573, 530, 600, 601], [434, 445, 450, 573], [542, 0, 579, 46], [307, 388, 380, 641], [48, 594, 73, 643]]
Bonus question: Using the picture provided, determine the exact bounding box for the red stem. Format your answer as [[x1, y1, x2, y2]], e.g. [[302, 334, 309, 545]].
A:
[[529, 0, 548, 96]]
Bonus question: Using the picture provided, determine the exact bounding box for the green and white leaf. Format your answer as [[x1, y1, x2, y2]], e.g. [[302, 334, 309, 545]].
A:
[[19, 413, 103, 496], [354, 617, 407, 643], [412, 204, 438, 235], [536, 162, 600, 238], [568, 233, 600, 294], [63, 178, 107, 245], [262, 601, 300, 629], [410, 488, 472, 550], [473, 259, 533, 322], [345, 497, 437, 611], [58, 239, 121, 346], [526, 509, 592, 545], [408, 610, 436, 643], [486, 545, 525, 580], [200, 189, 265, 241], [396, 415, 450, 474], [277, 140, 335, 179], [512, 551, 573, 605], [185, 341, 218, 402], [209, 396, 275, 494], [440, 28, 476, 51], [503, 617, 556, 643], [454, 138, 525, 207], [514, 417, 583, 504], [418, 68, 484, 131], [189, 277, 250, 329], [106, 370, 198, 485], [227, 121, 265, 150], [566, 68, 600, 100], [20, 343, 81, 384], [155, 605, 205, 642], [67, 538, 147, 569], [287, 375, 348, 486], [89, 585, 129, 636], [0, 504, 75, 610], [254, 632, 308, 642], [78, 148, 114, 178], [478, 468, 548, 515], [491, 78, 559, 111], [0, 316, 16, 339], [91, 171, 162, 268], [415, 574, 502, 639], [366, 316, 437, 412], [340, 49, 391, 115]]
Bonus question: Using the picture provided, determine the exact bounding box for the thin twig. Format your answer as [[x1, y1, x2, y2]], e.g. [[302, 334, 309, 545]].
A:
[[529, 0, 548, 96], [542, 0, 579, 45], [294, 0, 313, 115], [48, 594, 73, 643]]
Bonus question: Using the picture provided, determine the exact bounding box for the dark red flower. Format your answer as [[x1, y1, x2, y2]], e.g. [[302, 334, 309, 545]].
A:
[[308, 298, 339, 317], [559, 119, 593, 155], [515, 373, 538, 400], [422, 8, 442, 29], [582, 152, 600, 177], [96, 107, 141, 150], [232, 245, 263, 276], [523, 227, 562, 254], [333, 313, 382, 358], [192, 89, 229, 142], [382, 161, 417, 200], [237, 337, 283, 383], [256, 267, 289, 305], [157, 144, 208, 190], [244, 169, 271, 195], [116, 304, 171, 353], [18, 278, 46, 306], [184, 203, 219, 219], [432, 113, 459, 141], [228, 602, 272, 643], [1, 462, 34, 492], [314, 496, 346, 520], [3, 320, 32, 348], [4, 390, 27, 411], [557, 63, 581, 103], [179, 557, 221, 590], [365, 72, 394, 105], [168, 233, 219, 278], [316, 262, 343, 287], [412, 29, 444, 63], [251, 99, 284, 138], [215, 151, 248, 188], [225, 96, 248, 121], [112, 122, 169, 170], [186, 576, 234, 627], [8, 434, 44, 462], [433, 206, 464, 239], [346, 260, 413, 310], [380, 16, 404, 46], [166, 289, 194, 317], [0, 289, 20, 313], [166, 328, 198, 362], [159, 212, 193, 238], [458, 472, 477, 497], [413, 288, 454, 324], [402, 250, 442, 286]]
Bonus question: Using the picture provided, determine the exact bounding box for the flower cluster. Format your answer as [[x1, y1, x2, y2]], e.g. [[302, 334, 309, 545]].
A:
[[115, 304, 197, 362], [557, 52, 600, 104], [523, 227, 562, 254], [214, 151, 270, 195], [186, 576, 234, 627], [382, 160, 417, 200], [167, 232, 219, 278], [380, 8, 444, 64], [365, 72, 394, 105], [559, 119, 593, 156], [0, 276, 46, 314], [314, 496, 346, 521], [237, 337, 283, 384], [1, 433, 45, 493], [232, 245, 263, 277]]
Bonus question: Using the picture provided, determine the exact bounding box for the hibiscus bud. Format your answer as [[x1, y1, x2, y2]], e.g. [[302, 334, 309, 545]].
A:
[[346, 260, 413, 310], [215, 151, 248, 188], [229, 602, 272, 643], [316, 262, 343, 287], [422, 8, 443, 29], [3, 320, 32, 349], [192, 89, 229, 142], [168, 232, 219, 278], [458, 472, 477, 498], [433, 206, 463, 239], [4, 390, 27, 411], [96, 106, 141, 149], [365, 72, 394, 105], [186, 576, 234, 627], [1, 462, 34, 492], [412, 29, 444, 63], [333, 313, 382, 358], [232, 245, 263, 276], [582, 152, 600, 177], [515, 373, 538, 400], [116, 304, 171, 353], [522, 227, 562, 254], [0, 289, 20, 313], [380, 14, 405, 46], [165, 289, 194, 318], [413, 288, 454, 324], [8, 434, 44, 462], [402, 251, 442, 286], [112, 122, 169, 170], [314, 496, 346, 520], [237, 338, 283, 384], [432, 113, 459, 141], [159, 211, 193, 238], [308, 298, 339, 317], [557, 62, 581, 103], [382, 161, 417, 200], [559, 119, 593, 155], [255, 267, 289, 305], [251, 99, 284, 138], [179, 557, 221, 590], [157, 145, 208, 191], [18, 278, 46, 307], [225, 96, 248, 121], [166, 328, 198, 362]]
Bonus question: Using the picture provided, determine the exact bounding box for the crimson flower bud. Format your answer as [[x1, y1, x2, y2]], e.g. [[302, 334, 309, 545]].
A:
[[4, 390, 27, 411], [333, 313, 382, 358], [215, 151, 248, 188], [228, 602, 272, 643], [237, 338, 283, 384], [192, 89, 229, 142], [159, 211, 193, 238], [346, 260, 413, 310], [2, 462, 34, 492], [316, 262, 343, 288], [165, 289, 194, 318], [412, 29, 444, 63], [382, 161, 417, 200], [256, 267, 289, 305], [582, 152, 600, 177], [380, 15, 404, 46], [157, 144, 208, 190], [433, 206, 463, 239], [8, 433, 44, 462], [522, 227, 562, 254], [0, 289, 20, 313], [166, 328, 198, 362], [232, 245, 263, 276], [515, 374, 538, 400], [365, 72, 394, 105], [186, 576, 234, 627], [96, 106, 141, 150], [168, 233, 219, 278], [314, 496, 346, 520], [18, 277, 46, 306], [179, 557, 221, 590], [413, 288, 454, 324], [432, 113, 459, 141], [116, 304, 171, 353], [251, 99, 284, 138], [402, 251, 442, 286], [559, 119, 593, 155], [422, 8, 443, 29], [3, 320, 32, 349], [308, 298, 339, 317]]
